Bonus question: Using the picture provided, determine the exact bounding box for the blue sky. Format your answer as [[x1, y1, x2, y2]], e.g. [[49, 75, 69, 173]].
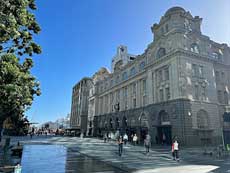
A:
[[27, 0, 230, 124]]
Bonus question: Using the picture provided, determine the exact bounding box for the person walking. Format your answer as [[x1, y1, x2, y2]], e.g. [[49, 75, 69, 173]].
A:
[[133, 134, 138, 146], [123, 133, 128, 145], [144, 134, 151, 154], [173, 140, 179, 161], [117, 136, 123, 156], [103, 133, 107, 143]]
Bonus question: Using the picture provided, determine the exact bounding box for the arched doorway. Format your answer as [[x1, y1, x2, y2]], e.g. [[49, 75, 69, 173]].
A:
[[115, 117, 120, 130], [157, 110, 172, 145], [139, 113, 149, 143]]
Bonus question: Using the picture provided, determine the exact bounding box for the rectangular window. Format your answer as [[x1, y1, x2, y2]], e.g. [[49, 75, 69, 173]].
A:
[[164, 68, 169, 81], [218, 90, 222, 103], [165, 87, 170, 100], [192, 64, 198, 77], [158, 70, 163, 85], [116, 89, 120, 102], [143, 79, 147, 95], [132, 83, 136, 96], [133, 98, 136, 108], [199, 66, 204, 78], [160, 89, 164, 102], [195, 85, 199, 100], [215, 71, 220, 82]]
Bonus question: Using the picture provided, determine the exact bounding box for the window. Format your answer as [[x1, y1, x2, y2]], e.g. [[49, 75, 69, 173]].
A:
[[132, 83, 136, 96], [195, 85, 199, 100], [215, 71, 220, 82], [130, 67, 136, 76], [159, 89, 164, 101], [116, 89, 120, 102], [139, 61, 145, 71], [116, 75, 120, 84], [218, 90, 222, 103], [190, 43, 200, 53], [158, 70, 163, 83], [197, 110, 209, 129], [198, 66, 204, 78], [156, 48, 166, 58], [192, 64, 199, 77], [122, 71, 128, 80], [224, 91, 229, 105], [164, 68, 169, 81], [133, 98, 136, 108], [142, 79, 147, 95], [123, 87, 128, 109], [165, 87, 170, 100], [110, 79, 114, 87], [201, 86, 206, 101], [211, 52, 222, 60]]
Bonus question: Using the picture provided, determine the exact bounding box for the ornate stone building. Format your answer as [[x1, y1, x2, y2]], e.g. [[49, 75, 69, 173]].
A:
[[92, 7, 230, 146]]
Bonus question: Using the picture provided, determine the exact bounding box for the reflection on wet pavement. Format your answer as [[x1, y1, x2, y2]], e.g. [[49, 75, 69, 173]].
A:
[[21, 145, 127, 173]]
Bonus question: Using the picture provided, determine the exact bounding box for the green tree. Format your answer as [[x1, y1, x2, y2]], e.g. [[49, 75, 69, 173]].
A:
[[0, 0, 41, 130]]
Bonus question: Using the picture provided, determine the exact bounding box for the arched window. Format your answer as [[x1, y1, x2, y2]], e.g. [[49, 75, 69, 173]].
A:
[[130, 67, 136, 76], [139, 61, 145, 71], [157, 48, 166, 58], [122, 71, 128, 80], [191, 43, 200, 53], [197, 110, 209, 129]]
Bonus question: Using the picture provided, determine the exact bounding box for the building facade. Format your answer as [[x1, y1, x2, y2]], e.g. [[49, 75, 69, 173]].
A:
[[92, 7, 230, 146], [70, 78, 92, 135]]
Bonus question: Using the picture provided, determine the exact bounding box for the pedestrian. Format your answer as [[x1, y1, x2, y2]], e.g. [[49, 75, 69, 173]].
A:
[[162, 133, 166, 145], [171, 141, 175, 160], [103, 133, 107, 143], [117, 135, 123, 156], [123, 133, 128, 145], [144, 134, 151, 154], [173, 140, 179, 161], [108, 132, 111, 142], [133, 134, 138, 146]]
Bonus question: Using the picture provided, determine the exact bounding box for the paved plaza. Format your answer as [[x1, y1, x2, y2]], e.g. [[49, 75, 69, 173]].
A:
[[6, 136, 227, 173]]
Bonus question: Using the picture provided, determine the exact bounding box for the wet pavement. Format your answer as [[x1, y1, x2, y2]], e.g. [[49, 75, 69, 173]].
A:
[[21, 144, 129, 173], [2, 136, 230, 173]]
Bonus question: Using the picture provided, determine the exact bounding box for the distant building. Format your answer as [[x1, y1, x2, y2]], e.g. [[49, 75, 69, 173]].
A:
[[70, 78, 92, 135]]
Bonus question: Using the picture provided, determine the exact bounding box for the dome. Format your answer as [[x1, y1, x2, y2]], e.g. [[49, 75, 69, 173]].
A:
[[165, 7, 186, 17]]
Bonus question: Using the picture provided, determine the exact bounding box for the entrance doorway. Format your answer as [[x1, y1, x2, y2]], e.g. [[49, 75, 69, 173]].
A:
[[157, 125, 172, 145], [140, 127, 148, 143]]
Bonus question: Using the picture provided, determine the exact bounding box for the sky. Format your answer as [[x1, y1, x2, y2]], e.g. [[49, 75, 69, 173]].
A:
[[27, 0, 230, 124]]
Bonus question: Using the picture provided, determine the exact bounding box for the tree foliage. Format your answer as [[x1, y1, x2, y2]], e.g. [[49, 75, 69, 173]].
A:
[[0, 54, 41, 125], [0, 0, 41, 127], [0, 0, 41, 56]]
